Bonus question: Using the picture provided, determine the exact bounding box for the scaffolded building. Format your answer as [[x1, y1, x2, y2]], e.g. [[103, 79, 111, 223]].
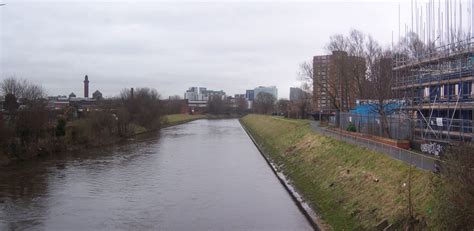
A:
[[393, 37, 474, 142]]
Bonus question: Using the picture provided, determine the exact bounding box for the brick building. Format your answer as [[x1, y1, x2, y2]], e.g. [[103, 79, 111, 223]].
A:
[[313, 51, 366, 114]]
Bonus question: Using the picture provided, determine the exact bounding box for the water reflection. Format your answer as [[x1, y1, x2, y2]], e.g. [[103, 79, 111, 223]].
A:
[[0, 119, 312, 230]]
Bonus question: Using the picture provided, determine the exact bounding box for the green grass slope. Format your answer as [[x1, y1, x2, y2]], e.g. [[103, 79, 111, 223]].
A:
[[241, 114, 437, 230]]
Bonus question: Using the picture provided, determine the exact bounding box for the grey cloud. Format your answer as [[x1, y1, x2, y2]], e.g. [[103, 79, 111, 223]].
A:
[[1, 0, 409, 99]]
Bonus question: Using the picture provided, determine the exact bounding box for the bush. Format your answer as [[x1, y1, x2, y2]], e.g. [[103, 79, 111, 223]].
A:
[[65, 120, 92, 145], [121, 88, 163, 130], [55, 117, 66, 137], [433, 143, 474, 229], [346, 122, 357, 132], [65, 111, 117, 146], [14, 107, 49, 143]]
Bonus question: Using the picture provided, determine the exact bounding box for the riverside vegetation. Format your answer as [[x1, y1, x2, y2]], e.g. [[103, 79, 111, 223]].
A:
[[0, 110, 205, 166], [1, 76, 252, 165], [241, 114, 441, 230], [0, 78, 205, 165]]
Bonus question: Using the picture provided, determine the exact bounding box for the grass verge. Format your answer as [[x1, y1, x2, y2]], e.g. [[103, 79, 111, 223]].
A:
[[240, 114, 437, 230], [162, 114, 207, 127]]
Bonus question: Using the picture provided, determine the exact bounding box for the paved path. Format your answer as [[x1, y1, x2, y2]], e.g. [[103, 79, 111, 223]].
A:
[[309, 121, 437, 171]]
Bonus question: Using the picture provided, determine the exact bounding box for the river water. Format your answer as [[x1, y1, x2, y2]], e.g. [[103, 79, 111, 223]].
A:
[[0, 119, 313, 230]]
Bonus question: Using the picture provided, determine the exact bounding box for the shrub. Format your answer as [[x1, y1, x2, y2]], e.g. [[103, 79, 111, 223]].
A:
[[55, 117, 66, 137], [433, 143, 474, 229], [346, 122, 357, 132], [121, 88, 163, 130]]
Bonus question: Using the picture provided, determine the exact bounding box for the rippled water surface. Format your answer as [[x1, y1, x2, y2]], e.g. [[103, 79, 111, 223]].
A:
[[0, 119, 312, 230]]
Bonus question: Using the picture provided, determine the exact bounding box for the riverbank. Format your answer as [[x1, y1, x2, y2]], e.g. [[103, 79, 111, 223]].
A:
[[162, 114, 207, 128], [240, 114, 437, 230], [0, 114, 207, 166]]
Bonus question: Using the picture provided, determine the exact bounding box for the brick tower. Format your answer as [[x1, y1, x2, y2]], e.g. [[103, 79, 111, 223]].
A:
[[84, 75, 89, 98]]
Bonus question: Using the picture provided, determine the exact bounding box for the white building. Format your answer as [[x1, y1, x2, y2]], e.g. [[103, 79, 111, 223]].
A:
[[254, 86, 278, 100], [184, 87, 206, 101], [184, 87, 226, 102]]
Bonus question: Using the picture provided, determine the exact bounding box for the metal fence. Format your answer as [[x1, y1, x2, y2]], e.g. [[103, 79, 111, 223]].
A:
[[329, 112, 474, 143], [329, 112, 412, 140], [310, 121, 437, 171]]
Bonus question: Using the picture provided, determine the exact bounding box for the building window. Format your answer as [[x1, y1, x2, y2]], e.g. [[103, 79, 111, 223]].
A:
[[461, 81, 472, 98], [447, 84, 455, 97], [471, 82, 474, 96], [423, 87, 429, 98]]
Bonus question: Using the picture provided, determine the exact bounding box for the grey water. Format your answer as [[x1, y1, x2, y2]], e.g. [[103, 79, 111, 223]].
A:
[[0, 119, 312, 230]]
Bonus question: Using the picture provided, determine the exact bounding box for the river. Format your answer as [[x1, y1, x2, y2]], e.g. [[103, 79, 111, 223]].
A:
[[0, 119, 313, 230]]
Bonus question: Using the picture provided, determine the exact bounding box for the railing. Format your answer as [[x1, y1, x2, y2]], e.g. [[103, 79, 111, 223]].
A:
[[414, 117, 474, 142], [411, 94, 474, 103], [310, 121, 437, 171], [328, 112, 474, 143], [394, 66, 474, 88], [329, 112, 412, 140]]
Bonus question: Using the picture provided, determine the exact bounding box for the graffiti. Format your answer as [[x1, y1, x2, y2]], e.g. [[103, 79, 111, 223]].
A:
[[420, 142, 443, 156]]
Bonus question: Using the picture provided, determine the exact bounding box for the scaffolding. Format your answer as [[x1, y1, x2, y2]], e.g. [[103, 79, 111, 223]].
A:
[[392, 0, 474, 143], [393, 37, 474, 143]]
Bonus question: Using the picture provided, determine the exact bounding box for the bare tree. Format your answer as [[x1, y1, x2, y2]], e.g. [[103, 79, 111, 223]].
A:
[[3, 94, 19, 112], [120, 88, 133, 100], [1, 77, 26, 97], [326, 30, 368, 103], [253, 92, 276, 114], [163, 95, 185, 115], [326, 33, 348, 52], [168, 95, 182, 100], [347, 29, 366, 57], [317, 31, 368, 116], [23, 83, 45, 102], [297, 61, 316, 113], [395, 32, 432, 59], [276, 99, 289, 116], [312, 55, 342, 116], [235, 97, 248, 115], [297, 61, 313, 92], [347, 30, 369, 99], [328, 50, 352, 112], [404, 165, 417, 230], [365, 39, 395, 138], [0, 77, 45, 101], [296, 91, 312, 119], [207, 96, 225, 115], [120, 87, 163, 129]]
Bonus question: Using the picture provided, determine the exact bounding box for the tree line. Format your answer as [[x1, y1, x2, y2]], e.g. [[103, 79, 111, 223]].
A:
[[0, 77, 165, 163]]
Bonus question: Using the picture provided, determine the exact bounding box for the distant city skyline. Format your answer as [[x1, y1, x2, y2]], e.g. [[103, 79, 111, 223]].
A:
[[2, 1, 418, 99]]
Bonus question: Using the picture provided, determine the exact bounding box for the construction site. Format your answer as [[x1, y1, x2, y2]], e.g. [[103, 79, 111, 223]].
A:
[[394, 38, 473, 143], [393, 0, 474, 143]]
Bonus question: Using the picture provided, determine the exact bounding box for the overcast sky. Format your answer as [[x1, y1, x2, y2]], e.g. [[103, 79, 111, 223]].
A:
[[1, 0, 414, 99]]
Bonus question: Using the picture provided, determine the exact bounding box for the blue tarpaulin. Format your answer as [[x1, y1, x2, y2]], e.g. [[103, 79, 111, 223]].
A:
[[350, 103, 401, 116]]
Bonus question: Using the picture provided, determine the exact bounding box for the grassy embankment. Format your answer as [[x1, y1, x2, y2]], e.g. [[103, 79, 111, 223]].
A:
[[161, 114, 240, 128], [240, 114, 437, 230], [161, 114, 207, 128]]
